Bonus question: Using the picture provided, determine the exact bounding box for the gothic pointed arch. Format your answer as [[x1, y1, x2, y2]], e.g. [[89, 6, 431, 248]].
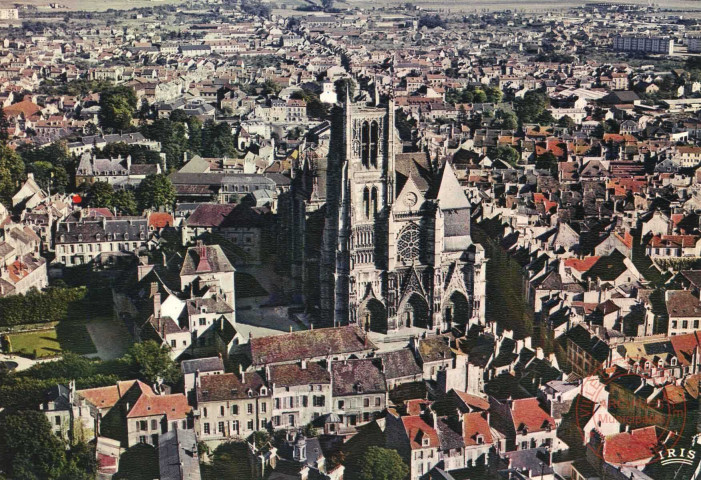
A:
[[398, 292, 430, 329], [443, 290, 470, 328], [358, 298, 387, 334]]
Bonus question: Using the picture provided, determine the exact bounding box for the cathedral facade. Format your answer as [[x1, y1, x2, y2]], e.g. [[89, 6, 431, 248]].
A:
[[321, 96, 487, 334]]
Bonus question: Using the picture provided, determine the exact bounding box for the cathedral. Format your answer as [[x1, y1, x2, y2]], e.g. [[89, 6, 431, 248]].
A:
[[319, 94, 487, 334]]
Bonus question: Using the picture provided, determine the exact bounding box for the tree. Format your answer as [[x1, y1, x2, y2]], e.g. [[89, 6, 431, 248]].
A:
[[418, 14, 446, 29], [87, 181, 114, 208], [98, 86, 137, 132], [0, 106, 9, 144], [358, 447, 408, 480], [125, 340, 180, 385], [493, 109, 518, 130], [321, 0, 334, 10], [113, 189, 138, 215], [535, 151, 559, 175], [0, 144, 25, 206], [557, 115, 576, 130], [492, 144, 520, 166], [514, 90, 550, 124], [0, 411, 68, 480], [136, 174, 176, 211], [334, 78, 356, 101]]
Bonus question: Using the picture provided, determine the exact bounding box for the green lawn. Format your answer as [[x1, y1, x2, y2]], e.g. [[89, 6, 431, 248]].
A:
[[9, 322, 97, 358], [9, 329, 62, 358]]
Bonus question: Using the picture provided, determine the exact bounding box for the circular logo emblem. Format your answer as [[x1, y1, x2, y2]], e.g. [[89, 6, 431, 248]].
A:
[[573, 368, 689, 468]]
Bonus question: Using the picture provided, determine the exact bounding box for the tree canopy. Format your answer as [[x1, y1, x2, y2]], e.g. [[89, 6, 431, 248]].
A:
[[99, 86, 137, 132], [357, 447, 409, 480], [136, 174, 176, 211], [125, 340, 180, 385], [0, 411, 68, 480]]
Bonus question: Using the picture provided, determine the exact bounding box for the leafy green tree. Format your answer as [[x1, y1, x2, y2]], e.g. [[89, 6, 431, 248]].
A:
[[27, 161, 69, 194], [0, 144, 25, 206], [0, 411, 68, 480], [493, 109, 518, 130], [472, 89, 487, 103], [418, 14, 446, 29], [125, 340, 180, 385], [186, 116, 203, 154], [113, 189, 138, 215], [99, 86, 137, 131], [0, 106, 9, 144], [491, 144, 520, 166], [136, 174, 175, 211], [514, 90, 550, 124], [557, 115, 576, 129], [87, 181, 114, 208], [485, 86, 503, 103], [61, 441, 97, 480], [358, 447, 408, 480], [535, 151, 559, 175], [334, 78, 356, 101]]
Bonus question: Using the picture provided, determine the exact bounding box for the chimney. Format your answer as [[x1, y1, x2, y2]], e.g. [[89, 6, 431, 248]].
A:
[[153, 292, 161, 318], [239, 364, 245, 383], [301, 359, 307, 370]]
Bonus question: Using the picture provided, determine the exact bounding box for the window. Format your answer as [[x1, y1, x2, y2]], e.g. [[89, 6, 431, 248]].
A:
[[397, 224, 421, 262], [170, 340, 176, 348], [140, 435, 147, 444], [313, 396, 325, 407], [220, 406, 225, 416], [261, 403, 266, 413], [364, 398, 370, 408], [375, 397, 381, 407], [247, 403, 253, 414], [338, 400, 345, 410], [275, 398, 280, 409], [232, 420, 239, 432], [247, 420, 254, 430], [55, 415, 61, 426], [199, 318, 206, 326], [218, 422, 225, 434], [203, 408, 208, 418], [139, 420, 147, 431], [288, 415, 295, 427], [151, 419, 157, 430], [302, 396, 308, 407], [204, 423, 210, 435], [232, 405, 239, 415]]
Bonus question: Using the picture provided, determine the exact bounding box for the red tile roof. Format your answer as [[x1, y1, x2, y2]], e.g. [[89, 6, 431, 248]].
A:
[[603, 426, 659, 465], [463, 412, 493, 446], [402, 415, 440, 450], [564, 256, 601, 273], [149, 212, 173, 229], [127, 392, 191, 420], [510, 398, 555, 433]]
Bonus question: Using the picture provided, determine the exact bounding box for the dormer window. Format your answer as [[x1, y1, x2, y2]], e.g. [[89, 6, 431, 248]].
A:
[[96, 234, 101, 242], [247, 389, 253, 398], [260, 387, 267, 395], [422, 436, 430, 447], [671, 357, 678, 366], [124, 233, 129, 241], [201, 307, 207, 313], [78, 234, 83, 242], [476, 434, 484, 445]]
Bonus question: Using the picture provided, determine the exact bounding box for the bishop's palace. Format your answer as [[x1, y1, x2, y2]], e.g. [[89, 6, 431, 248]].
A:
[[317, 94, 487, 334]]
